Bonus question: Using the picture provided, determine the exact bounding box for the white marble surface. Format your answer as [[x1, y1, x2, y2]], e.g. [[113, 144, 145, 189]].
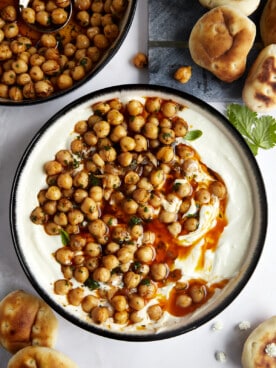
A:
[[1, 2, 276, 367]]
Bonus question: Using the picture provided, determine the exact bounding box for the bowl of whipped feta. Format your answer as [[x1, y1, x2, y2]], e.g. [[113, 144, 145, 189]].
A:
[[10, 84, 267, 341]]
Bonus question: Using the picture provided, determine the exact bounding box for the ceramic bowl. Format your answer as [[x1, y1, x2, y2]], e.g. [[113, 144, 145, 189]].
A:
[[10, 84, 267, 341], [0, 1, 136, 105]]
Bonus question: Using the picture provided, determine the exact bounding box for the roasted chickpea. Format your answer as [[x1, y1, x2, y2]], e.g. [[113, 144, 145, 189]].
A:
[[105, 241, 120, 254], [176, 294, 192, 308], [102, 254, 119, 270], [132, 52, 148, 69], [143, 122, 159, 140], [52, 8, 68, 24], [73, 171, 89, 188], [74, 266, 89, 283], [43, 200, 57, 215], [130, 224, 143, 240], [122, 198, 138, 215], [68, 287, 84, 306], [126, 100, 143, 116], [134, 134, 147, 152], [156, 146, 174, 163], [57, 198, 72, 212], [123, 271, 141, 289], [30, 206, 47, 225], [183, 217, 199, 232], [54, 279, 72, 295], [34, 80, 54, 97], [174, 118, 188, 137], [81, 295, 99, 313], [117, 245, 135, 264], [147, 304, 163, 321], [93, 267, 111, 282], [88, 219, 107, 238], [93, 33, 109, 49], [150, 263, 168, 281], [1, 5, 17, 21], [120, 136, 136, 152], [67, 209, 84, 225], [117, 152, 133, 167], [71, 65, 85, 81], [161, 101, 178, 117], [0, 83, 8, 98], [167, 221, 182, 237], [138, 280, 156, 298], [209, 181, 226, 199], [9, 86, 23, 101], [53, 212, 68, 226], [114, 311, 129, 324], [129, 311, 143, 323], [159, 209, 177, 224], [195, 188, 211, 204], [91, 306, 109, 324], [85, 257, 99, 271], [111, 295, 127, 312], [128, 294, 145, 311], [2, 70, 16, 85], [136, 245, 155, 264], [45, 186, 62, 201], [137, 204, 154, 221], [189, 284, 206, 303], [56, 172, 72, 189], [55, 247, 74, 265]]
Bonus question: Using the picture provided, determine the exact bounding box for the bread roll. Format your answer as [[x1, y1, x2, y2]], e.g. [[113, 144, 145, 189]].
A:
[[242, 316, 276, 368], [189, 6, 256, 83], [242, 44, 276, 112], [260, 0, 276, 47], [8, 346, 79, 368], [0, 290, 58, 354], [198, 0, 260, 16]]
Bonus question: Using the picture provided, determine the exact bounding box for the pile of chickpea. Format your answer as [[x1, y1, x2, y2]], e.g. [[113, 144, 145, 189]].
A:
[[22, 0, 71, 29], [30, 96, 228, 327], [0, 0, 127, 101]]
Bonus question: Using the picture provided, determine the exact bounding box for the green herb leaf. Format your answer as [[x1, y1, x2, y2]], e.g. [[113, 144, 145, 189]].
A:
[[89, 173, 101, 186], [140, 278, 151, 286], [185, 130, 202, 141], [84, 278, 100, 290], [128, 216, 142, 227], [60, 228, 70, 246], [226, 103, 276, 156]]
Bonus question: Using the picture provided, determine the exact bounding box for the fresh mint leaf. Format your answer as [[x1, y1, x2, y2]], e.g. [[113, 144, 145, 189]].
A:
[[185, 130, 202, 141], [60, 228, 70, 246], [227, 104, 276, 156]]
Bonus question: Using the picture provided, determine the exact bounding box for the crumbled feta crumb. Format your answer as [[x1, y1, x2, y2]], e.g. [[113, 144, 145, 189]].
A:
[[238, 321, 251, 331], [265, 343, 276, 357], [215, 351, 227, 363], [211, 321, 224, 331]]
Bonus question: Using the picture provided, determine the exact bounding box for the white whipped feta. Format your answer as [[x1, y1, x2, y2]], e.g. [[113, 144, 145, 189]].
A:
[[14, 91, 259, 334]]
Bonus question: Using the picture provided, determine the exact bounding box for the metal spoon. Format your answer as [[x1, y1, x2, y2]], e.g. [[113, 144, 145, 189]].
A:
[[19, 0, 73, 33]]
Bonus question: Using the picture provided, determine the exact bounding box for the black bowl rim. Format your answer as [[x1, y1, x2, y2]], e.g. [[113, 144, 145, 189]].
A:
[[9, 84, 268, 341], [0, 1, 137, 106]]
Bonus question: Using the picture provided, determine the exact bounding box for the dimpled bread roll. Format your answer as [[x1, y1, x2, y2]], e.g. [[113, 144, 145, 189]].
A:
[[241, 316, 276, 368], [242, 44, 276, 112], [7, 346, 79, 368], [0, 290, 58, 354], [260, 0, 276, 47], [189, 6, 256, 83], [198, 0, 260, 16]]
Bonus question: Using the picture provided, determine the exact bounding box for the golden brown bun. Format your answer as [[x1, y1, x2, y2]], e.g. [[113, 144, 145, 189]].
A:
[[7, 346, 79, 368], [242, 44, 276, 112], [241, 316, 276, 368], [189, 6, 256, 83], [260, 0, 276, 47], [0, 290, 58, 354], [198, 0, 260, 16]]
